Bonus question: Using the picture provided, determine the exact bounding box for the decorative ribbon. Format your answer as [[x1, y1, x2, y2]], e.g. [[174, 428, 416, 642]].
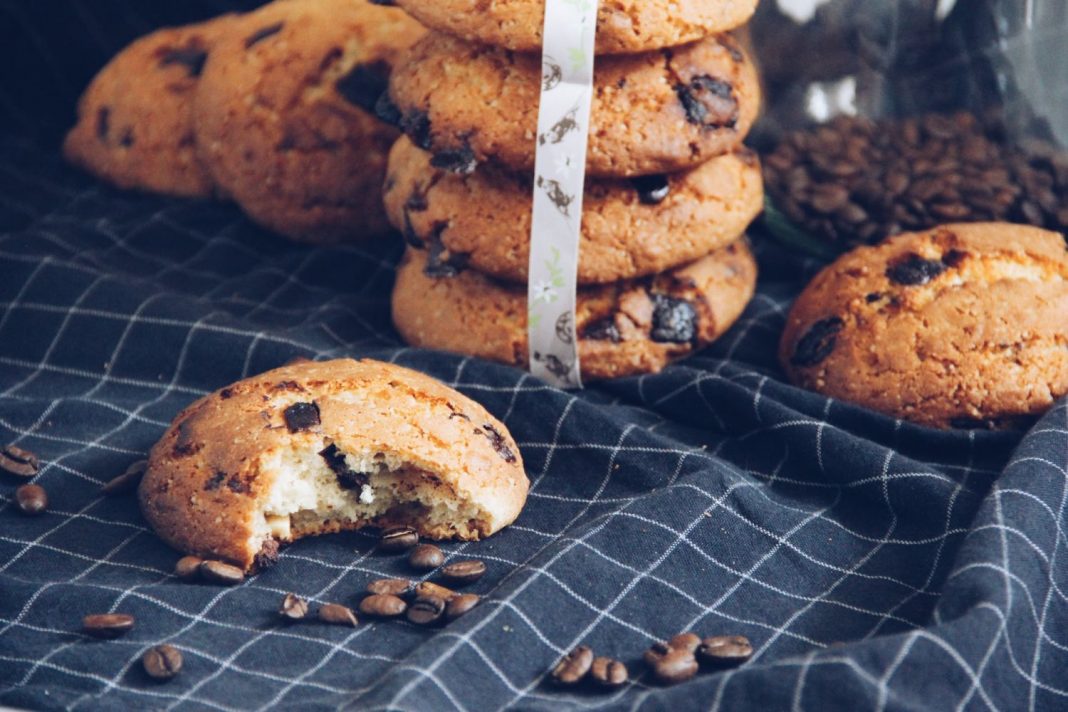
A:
[[527, 0, 600, 389]]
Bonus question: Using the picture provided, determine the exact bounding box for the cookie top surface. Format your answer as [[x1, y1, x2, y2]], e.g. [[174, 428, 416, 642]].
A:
[[385, 32, 760, 178], [780, 223, 1068, 429], [385, 136, 764, 284], [393, 0, 758, 55], [140, 358, 528, 571], [392, 240, 758, 381], [194, 0, 425, 242], [63, 15, 236, 198]]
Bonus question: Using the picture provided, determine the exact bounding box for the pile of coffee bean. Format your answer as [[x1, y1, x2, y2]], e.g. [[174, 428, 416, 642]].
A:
[[275, 526, 484, 630], [764, 112, 1068, 250], [173, 555, 246, 586], [551, 646, 628, 689], [550, 631, 752, 692]]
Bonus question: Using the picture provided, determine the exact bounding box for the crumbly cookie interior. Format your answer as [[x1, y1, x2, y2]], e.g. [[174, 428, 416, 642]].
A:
[[250, 442, 489, 554]]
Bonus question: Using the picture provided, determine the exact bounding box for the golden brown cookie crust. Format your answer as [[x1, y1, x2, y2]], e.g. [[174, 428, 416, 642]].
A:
[[394, 0, 758, 55], [63, 16, 237, 198], [780, 223, 1068, 429], [193, 0, 425, 243], [392, 241, 758, 381], [386, 32, 761, 178], [140, 359, 529, 572], [384, 136, 764, 284]]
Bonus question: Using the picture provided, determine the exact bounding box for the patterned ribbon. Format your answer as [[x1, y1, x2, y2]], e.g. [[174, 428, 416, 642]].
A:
[[527, 0, 600, 389]]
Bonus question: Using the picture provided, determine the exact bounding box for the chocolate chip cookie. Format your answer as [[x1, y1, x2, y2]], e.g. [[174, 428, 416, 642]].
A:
[[392, 240, 758, 381], [63, 15, 236, 198], [780, 223, 1068, 429], [383, 32, 760, 178], [392, 0, 758, 55], [140, 358, 529, 573], [194, 0, 425, 243], [384, 136, 764, 284]]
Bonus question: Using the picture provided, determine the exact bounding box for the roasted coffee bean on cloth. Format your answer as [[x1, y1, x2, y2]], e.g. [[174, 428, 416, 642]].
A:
[[1, 3, 1068, 711]]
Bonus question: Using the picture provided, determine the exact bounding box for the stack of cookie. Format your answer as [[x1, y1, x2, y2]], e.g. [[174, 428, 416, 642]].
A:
[[380, 1, 765, 380], [64, 0, 426, 244]]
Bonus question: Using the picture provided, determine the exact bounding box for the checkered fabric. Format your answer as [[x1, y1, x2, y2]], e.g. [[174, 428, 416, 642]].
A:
[[1, 3, 1068, 711]]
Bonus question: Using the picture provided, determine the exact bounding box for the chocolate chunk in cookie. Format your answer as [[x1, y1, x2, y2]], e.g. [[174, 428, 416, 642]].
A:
[[790, 317, 844, 367]]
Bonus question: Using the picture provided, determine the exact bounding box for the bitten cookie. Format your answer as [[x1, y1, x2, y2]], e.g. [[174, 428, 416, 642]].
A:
[[63, 15, 236, 198], [780, 223, 1068, 429], [383, 32, 760, 178], [385, 136, 764, 284], [140, 359, 528, 573], [392, 0, 758, 55], [194, 0, 425, 243], [392, 241, 757, 381]]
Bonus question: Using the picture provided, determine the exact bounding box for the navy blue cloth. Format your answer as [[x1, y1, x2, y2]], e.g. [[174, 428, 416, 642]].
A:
[[1, 3, 1067, 710]]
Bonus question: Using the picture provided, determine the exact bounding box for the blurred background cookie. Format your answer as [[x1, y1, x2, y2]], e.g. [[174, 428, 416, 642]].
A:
[[194, 0, 426, 243], [63, 15, 237, 198], [780, 222, 1068, 429]]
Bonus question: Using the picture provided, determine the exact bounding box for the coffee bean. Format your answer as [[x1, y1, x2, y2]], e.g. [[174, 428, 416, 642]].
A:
[[644, 632, 701, 666], [590, 657, 627, 688], [279, 593, 309, 621], [83, 613, 135, 639], [199, 560, 245, 586], [444, 593, 479, 622], [408, 544, 445, 571], [0, 445, 39, 478], [667, 633, 702, 654], [359, 594, 407, 618], [652, 648, 699, 685], [643, 641, 674, 667], [414, 581, 457, 601], [15, 484, 47, 515], [143, 644, 183, 681], [440, 560, 486, 585], [697, 635, 753, 668], [809, 184, 850, 213], [318, 603, 358, 627], [551, 645, 594, 685], [406, 595, 446, 625], [367, 578, 411, 596], [102, 460, 147, 496], [379, 526, 418, 553], [174, 556, 203, 581]]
